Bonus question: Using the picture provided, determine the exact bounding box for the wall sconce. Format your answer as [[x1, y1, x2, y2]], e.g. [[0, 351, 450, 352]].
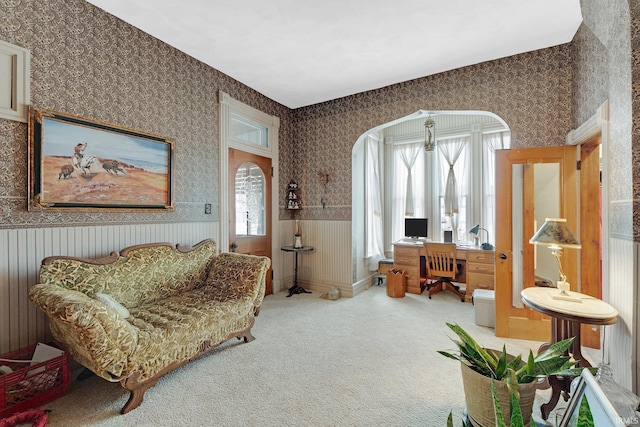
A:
[[318, 171, 330, 188], [529, 218, 581, 301], [469, 224, 494, 250], [424, 116, 435, 152]]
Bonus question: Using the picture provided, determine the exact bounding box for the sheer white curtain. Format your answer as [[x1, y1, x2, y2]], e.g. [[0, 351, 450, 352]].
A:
[[438, 136, 469, 239], [391, 142, 426, 243], [364, 133, 385, 270], [482, 131, 511, 243], [399, 144, 422, 216]]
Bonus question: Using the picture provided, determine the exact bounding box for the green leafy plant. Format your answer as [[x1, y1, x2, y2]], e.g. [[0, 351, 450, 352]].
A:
[[491, 378, 523, 426], [577, 394, 595, 426], [438, 322, 587, 384], [441, 322, 597, 426]]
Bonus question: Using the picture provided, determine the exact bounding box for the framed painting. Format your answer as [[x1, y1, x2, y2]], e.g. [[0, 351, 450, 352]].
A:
[[559, 369, 628, 426], [29, 107, 174, 211]]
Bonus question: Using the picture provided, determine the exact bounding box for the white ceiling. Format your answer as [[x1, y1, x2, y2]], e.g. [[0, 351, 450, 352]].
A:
[[85, 0, 583, 109]]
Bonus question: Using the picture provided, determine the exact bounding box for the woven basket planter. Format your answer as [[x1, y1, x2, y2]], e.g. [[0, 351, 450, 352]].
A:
[[460, 361, 537, 427]]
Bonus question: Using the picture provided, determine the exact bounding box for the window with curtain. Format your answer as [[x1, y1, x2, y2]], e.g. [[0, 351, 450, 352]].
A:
[[364, 133, 385, 270], [437, 136, 470, 241], [384, 124, 510, 247], [390, 142, 427, 244]]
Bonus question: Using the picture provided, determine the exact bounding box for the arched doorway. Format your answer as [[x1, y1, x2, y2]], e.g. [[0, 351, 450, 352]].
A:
[[351, 110, 511, 289]]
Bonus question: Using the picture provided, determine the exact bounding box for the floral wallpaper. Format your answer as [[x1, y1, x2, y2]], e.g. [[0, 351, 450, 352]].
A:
[[2, 0, 638, 241], [572, 0, 634, 240], [291, 46, 573, 220], [0, 0, 292, 228]]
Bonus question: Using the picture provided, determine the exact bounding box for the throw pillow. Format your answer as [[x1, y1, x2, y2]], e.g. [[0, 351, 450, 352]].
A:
[[95, 293, 130, 319]]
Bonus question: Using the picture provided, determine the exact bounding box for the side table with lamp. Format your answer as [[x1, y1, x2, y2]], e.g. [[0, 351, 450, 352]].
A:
[[281, 218, 313, 297], [281, 245, 313, 297], [525, 218, 619, 420]]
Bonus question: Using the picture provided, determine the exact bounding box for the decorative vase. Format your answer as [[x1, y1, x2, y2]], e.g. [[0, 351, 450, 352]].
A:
[[294, 219, 302, 248], [460, 361, 537, 427]]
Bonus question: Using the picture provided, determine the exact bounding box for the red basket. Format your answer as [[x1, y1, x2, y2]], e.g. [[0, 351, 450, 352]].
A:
[[0, 342, 70, 419]]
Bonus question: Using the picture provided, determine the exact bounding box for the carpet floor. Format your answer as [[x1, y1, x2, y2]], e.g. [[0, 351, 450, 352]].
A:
[[37, 285, 599, 426]]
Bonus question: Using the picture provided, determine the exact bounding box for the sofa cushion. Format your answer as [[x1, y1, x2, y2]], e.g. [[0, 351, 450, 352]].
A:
[[126, 289, 254, 381], [95, 293, 130, 318]]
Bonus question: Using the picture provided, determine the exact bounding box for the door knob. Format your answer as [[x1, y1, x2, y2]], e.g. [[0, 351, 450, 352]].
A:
[[499, 253, 508, 260], [230, 242, 238, 252]]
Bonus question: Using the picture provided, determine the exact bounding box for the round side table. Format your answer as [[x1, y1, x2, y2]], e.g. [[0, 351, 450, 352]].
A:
[[521, 287, 618, 420], [281, 245, 314, 297]]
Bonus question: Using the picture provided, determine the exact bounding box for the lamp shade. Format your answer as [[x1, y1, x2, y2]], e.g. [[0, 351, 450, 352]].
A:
[[529, 218, 581, 249], [469, 224, 480, 235]]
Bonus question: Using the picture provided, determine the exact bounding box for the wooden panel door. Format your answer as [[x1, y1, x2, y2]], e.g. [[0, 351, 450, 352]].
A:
[[229, 148, 272, 295], [494, 146, 578, 341]]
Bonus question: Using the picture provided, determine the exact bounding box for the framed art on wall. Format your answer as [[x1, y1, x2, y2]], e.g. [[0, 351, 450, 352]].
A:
[[559, 369, 628, 427], [29, 107, 175, 211]]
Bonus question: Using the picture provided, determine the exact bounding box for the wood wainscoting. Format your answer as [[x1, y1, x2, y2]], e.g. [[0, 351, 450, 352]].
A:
[[0, 222, 218, 355]]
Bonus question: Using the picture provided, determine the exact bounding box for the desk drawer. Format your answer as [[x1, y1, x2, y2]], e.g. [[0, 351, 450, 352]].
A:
[[467, 262, 494, 275], [394, 255, 417, 266], [467, 251, 495, 264], [467, 272, 494, 290], [394, 245, 419, 257]]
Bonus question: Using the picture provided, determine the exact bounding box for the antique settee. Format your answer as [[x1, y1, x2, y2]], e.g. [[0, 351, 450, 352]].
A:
[[28, 239, 270, 414]]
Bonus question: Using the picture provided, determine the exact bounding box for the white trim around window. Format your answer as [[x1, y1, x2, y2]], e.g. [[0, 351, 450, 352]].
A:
[[0, 39, 30, 123]]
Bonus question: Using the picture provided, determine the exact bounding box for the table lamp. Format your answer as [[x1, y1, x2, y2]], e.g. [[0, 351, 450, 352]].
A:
[[469, 224, 494, 250], [529, 218, 581, 302]]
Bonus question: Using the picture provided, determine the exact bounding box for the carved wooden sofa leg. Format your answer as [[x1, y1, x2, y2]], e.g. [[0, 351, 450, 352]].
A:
[[232, 317, 255, 343], [120, 373, 160, 414], [238, 329, 255, 343]]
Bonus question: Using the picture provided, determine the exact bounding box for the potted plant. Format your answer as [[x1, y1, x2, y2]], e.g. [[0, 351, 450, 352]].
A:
[[439, 323, 588, 427]]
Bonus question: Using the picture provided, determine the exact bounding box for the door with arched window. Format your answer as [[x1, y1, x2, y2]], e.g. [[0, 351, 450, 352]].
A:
[[229, 148, 272, 294]]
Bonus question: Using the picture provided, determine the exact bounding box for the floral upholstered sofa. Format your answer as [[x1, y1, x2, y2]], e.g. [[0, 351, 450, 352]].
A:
[[28, 239, 270, 414]]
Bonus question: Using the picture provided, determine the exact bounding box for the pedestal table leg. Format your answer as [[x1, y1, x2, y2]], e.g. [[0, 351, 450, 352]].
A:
[[287, 251, 311, 297]]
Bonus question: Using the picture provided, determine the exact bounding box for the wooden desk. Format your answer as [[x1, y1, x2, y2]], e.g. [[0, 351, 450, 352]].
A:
[[521, 287, 618, 420], [392, 241, 495, 300]]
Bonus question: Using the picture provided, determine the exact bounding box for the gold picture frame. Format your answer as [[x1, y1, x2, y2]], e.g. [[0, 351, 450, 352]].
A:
[[29, 107, 175, 211]]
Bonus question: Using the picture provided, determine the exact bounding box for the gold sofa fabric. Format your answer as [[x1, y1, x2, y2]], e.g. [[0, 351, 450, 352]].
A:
[[28, 239, 270, 414]]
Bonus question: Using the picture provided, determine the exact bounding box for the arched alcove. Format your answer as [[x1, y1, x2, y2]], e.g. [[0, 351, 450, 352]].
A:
[[351, 109, 511, 288]]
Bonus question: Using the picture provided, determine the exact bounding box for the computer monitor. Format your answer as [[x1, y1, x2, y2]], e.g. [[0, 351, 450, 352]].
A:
[[405, 218, 428, 239]]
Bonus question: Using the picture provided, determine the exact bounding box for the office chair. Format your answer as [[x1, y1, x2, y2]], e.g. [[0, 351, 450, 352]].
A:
[[423, 242, 465, 302]]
